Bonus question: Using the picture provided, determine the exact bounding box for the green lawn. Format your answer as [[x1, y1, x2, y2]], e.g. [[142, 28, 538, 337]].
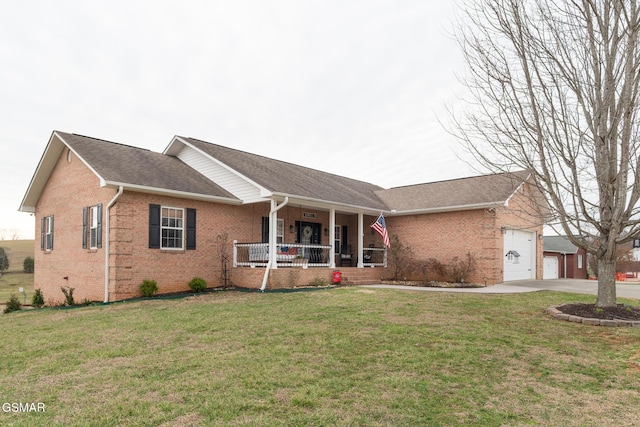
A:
[[1, 288, 639, 426]]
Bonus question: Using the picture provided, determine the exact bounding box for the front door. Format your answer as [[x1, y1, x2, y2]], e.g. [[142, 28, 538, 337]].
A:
[[297, 221, 321, 245], [296, 221, 322, 262]]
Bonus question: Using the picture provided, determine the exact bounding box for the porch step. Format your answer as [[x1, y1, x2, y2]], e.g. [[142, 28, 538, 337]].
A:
[[337, 268, 380, 286]]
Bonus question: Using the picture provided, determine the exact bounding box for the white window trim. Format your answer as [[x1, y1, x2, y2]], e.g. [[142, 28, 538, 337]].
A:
[[161, 206, 185, 250], [578, 254, 583, 269], [45, 216, 53, 251], [89, 206, 99, 249]]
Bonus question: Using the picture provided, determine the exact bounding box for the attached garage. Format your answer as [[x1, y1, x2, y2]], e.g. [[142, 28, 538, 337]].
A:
[[543, 256, 559, 279], [503, 229, 536, 281]]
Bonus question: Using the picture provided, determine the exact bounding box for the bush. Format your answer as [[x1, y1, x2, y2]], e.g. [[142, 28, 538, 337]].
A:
[[32, 288, 45, 308], [140, 279, 158, 297], [309, 277, 329, 287], [3, 295, 21, 313], [188, 277, 207, 293], [0, 247, 9, 272], [442, 252, 478, 283], [60, 286, 76, 306], [23, 256, 34, 273]]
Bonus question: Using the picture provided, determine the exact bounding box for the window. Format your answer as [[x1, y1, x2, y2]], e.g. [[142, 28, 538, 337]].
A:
[[83, 204, 102, 249], [578, 254, 583, 269], [149, 205, 196, 250], [277, 219, 284, 244], [41, 215, 54, 251], [334, 225, 341, 254], [161, 207, 184, 249]]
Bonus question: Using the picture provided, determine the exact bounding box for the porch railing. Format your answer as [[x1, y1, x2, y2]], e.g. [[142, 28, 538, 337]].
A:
[[362, 247, 387, 267], [234, 242, 332, 268], [233, 241, 387, 268]]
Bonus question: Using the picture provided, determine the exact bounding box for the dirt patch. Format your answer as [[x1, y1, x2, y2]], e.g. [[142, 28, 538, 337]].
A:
[[559, 303, 640, 321]]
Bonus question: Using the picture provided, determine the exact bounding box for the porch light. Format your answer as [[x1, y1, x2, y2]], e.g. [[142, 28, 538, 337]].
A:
[[500, 226, 507, 234], [289, 225, 295, 233]]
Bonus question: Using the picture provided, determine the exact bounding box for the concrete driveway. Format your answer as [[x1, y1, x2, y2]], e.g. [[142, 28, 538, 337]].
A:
[[364, 279, 640, 300]]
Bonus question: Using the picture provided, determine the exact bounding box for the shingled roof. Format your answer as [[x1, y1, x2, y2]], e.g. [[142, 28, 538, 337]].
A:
[[543, 236, 579, 254], [179, 137, 388, 210], [375, 170, 532, 213]]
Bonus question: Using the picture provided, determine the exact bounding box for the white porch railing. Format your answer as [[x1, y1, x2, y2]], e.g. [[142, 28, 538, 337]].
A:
[[362, 247, 387, 268], [234, 242, 332, 268], [233, 242, 387, 268]]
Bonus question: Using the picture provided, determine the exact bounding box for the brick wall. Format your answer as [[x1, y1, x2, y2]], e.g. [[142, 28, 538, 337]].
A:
[[34, 147, 119, 304]]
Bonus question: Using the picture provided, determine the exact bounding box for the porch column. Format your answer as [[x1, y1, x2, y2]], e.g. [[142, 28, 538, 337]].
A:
[[329, 207, 336, 268], [357, 213, 364, 268], [269, 199, 278, 269]]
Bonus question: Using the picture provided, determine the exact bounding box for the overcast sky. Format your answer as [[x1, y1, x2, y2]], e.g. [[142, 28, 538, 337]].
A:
[[0, 0, 474, 240]]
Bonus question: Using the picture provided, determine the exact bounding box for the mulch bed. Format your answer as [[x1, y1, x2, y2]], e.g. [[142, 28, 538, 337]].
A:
[[559, 303, 640, 321]]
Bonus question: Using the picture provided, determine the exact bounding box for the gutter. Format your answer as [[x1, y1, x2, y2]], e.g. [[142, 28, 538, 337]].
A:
[[260, 197, 289, 291], [104, 186, 124, 302]]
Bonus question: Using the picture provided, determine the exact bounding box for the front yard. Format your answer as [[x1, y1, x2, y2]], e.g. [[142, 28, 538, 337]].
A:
[[1, 288, 639, 426]]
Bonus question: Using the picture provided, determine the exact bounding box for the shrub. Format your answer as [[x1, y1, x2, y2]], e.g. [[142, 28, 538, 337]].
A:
[[3, 295, 21, 313], [188, 277, 207, 293], [140, 279, 158, 297], [32, 288, 45, 308], [23, 256, 34, 273], [60, 286, 76, 306], [442, 252, 478, 283], [0, 247, 9, 272], [409, 258, 445, 285], [309, 277, 329, 287]]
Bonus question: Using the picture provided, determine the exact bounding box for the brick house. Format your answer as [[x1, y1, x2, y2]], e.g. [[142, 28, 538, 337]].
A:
[[542, 236, 588, 279], [20, 131, 545, 303]]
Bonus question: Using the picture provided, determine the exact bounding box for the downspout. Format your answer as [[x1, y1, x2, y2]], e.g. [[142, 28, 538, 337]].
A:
[[563, 252, 567, 279], [260, 197, 289, 291], [104, 186, 124, 302]]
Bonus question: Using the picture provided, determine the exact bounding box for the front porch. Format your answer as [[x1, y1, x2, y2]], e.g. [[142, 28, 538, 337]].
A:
[[233, 242, 387, 269]]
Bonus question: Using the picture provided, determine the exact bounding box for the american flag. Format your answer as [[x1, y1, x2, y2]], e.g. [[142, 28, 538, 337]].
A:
[[371, 213, 390, 248]]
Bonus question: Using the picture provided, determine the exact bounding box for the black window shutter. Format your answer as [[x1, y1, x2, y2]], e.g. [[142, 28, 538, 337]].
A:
[[40, 217, 45, 251], [96, 204, 103, 248], [186, 208, 196, 250], [149, 204, 161, 249], [82, 207, 88, 249], [262, 217, 269, 243]]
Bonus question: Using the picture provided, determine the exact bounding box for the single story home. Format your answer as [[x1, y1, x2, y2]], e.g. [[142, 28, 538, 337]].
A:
[[542, 236, 587, 279], [20, 131, 546, 303]]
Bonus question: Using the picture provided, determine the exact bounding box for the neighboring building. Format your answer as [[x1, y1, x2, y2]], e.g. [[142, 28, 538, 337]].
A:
[[20, 131, 547, 303], [543, 236, 587, 279]]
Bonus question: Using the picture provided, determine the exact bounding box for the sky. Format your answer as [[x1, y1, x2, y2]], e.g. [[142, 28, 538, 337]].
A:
[[0, 0, 474, 240]]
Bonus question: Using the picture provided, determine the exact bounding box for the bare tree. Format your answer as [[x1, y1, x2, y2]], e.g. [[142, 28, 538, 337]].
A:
[[452, 0, 640, 307]]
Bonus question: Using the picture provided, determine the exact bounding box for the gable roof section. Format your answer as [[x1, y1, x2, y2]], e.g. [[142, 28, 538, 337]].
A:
[[174, 137, 389, 211], [19, 131, 238, 212], [375, 170, 532, 214], [544, 236, 580, 254]]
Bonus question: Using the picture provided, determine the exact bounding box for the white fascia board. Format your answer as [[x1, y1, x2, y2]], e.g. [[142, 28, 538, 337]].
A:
[[504, 172, 531, 206], [270, 192, 387, 216], [167, 136, 271, 197], [19, 131, 107, 212], [390, 201, 505, 216], [102, 181, 243, 204]]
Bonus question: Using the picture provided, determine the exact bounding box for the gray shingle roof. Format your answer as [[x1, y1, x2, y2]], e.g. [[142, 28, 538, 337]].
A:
[[180, 137, 389, 210], [375, 170, 532, 212], [544, 236, 579, 254], [58, 132, 237, 200]]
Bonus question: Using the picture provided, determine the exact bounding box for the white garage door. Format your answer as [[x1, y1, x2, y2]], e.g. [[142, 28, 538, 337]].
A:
[[503, 229, 536, 281], [543, 256, 558, 279]]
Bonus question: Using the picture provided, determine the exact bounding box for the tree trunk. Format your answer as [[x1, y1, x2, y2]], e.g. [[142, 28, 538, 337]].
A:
[[596, 257, 617, 308]]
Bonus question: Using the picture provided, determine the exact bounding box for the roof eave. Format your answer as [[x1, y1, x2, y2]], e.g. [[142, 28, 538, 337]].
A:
[[270, 192, 389, 215], [19, 131, 108, 213], [390, 201, 506, 216], [102, 181, 242, 205]]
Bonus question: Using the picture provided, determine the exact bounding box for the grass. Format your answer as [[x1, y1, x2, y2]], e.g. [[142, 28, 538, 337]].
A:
[[1, 288, 639, 426], [0, 240, 34, 303]]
